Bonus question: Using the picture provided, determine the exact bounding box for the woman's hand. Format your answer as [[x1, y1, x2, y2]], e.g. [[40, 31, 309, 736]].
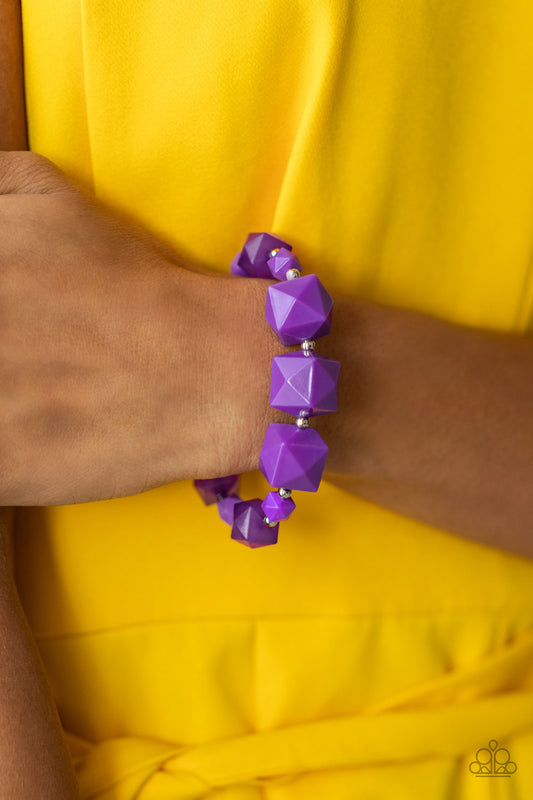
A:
[[0, 152, 286, 505]]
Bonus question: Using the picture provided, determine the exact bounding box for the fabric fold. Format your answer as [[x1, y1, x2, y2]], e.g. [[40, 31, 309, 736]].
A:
[[66, 623, 533, 797], [67, 690, 533, 799]]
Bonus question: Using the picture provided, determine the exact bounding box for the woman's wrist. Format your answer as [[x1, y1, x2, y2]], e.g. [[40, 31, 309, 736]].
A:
[[161, 267, 293, 482], [192, 233, 342, 547]]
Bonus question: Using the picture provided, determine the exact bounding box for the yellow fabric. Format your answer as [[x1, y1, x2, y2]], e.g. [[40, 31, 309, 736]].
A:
[[16, 0, 533, 796]]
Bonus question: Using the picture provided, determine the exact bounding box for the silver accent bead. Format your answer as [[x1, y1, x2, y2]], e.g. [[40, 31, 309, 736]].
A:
[[296, 417, 311, 429], [264, 516, 278, 527], [285, 268, 301, 280], [278, 488, 292, 499], [269, 248, 280, 258], [301, 339, 316, 352]]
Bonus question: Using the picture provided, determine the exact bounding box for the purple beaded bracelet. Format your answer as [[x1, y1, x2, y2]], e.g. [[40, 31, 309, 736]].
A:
[[194, 233, 340, 548]]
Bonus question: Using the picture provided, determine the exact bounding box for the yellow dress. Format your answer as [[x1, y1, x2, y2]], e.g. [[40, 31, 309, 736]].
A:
[[15, 0, 533, 797]]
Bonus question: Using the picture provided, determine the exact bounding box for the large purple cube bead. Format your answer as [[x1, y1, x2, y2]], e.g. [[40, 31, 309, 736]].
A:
[[265, 274, 333, 345], [270, 352, 340, 416], [267, 248, 302, 281], [217, 494, 242, 525], [230, 250, 248, 276], [231, 498, 279, 548], [236, 233, 292, 279], [261, 490, 296, 523], [259, 423, 329, 492], [193, 475, 239, 506]]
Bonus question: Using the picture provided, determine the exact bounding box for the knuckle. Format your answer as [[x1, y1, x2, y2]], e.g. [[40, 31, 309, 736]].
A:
[[14, 150, 49, 169], [5, 150, 47, 177], [14, 151, 58, 183], [0, 151, 69, 194]]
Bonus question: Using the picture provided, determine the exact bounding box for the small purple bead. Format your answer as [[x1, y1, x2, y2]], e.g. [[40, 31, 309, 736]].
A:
[[230, 250, 248, 276], [267, 248, 302, 281], [270, 352, 340, 416], [259, 423, 329, 492], [265, 274, 334, 345], [217, 494, 242, 525], [193, 475, 239, 506], [237, 233, 292, 279], [261, 490, 296, 523], [231, 498, 279, 548]]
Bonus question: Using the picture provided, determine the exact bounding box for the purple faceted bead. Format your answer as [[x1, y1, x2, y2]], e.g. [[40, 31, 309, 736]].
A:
[[237, 233, 292, 279], [270, 352, 340, 416], [217, 494, 242, 525], [230, 250, 248, 276], [193, 475, 239, 506], [265, 274, 334, 345], [259, 423, 329, 492], [261, 490, 296, 523], [231, 498, 279, 548], [267, 248, 302, 281]]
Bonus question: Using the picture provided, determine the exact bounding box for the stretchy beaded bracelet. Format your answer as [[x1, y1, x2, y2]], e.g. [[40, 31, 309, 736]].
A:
[[194, 233, 340, 548]]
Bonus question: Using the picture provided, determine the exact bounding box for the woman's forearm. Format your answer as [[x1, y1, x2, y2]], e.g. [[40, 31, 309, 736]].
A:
[[318, 294, 533, 559], [0, 0, 27, 150], [0, 7, 78, 797], [0, 512, 79, 799]]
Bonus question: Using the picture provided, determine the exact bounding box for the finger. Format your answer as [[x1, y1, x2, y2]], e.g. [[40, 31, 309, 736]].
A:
[[0, 151, 76, 195]]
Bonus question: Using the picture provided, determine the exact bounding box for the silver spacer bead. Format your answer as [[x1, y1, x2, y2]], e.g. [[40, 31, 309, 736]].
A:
[[296, 416, 311, 429], [269, 248, 280, 258], [264, 516, 278, 527], [278, 488, 292, 499], [285, 268, 301, 280], [301, 339, 316, 358]]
